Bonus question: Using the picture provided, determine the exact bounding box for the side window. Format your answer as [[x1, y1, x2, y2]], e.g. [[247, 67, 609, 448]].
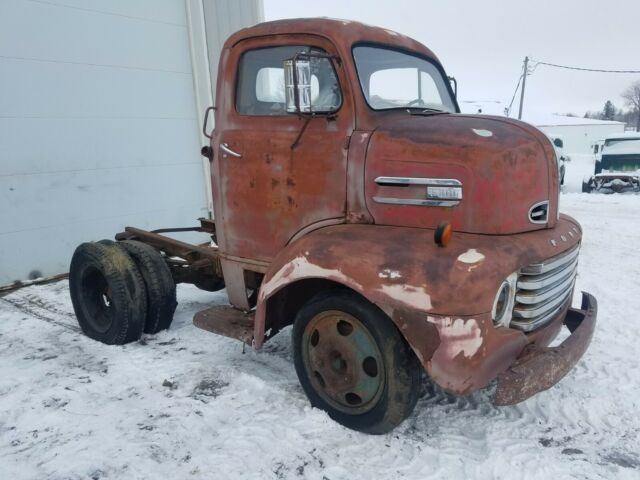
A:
[[236, 45, 341, 115], [255, 67, 320, 104]]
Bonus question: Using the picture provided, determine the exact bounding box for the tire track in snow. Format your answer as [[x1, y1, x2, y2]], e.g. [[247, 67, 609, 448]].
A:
[[0, 296, 80, 333]]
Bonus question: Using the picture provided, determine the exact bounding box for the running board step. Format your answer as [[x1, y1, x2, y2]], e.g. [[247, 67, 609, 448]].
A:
[[193, 306, 254, 345]]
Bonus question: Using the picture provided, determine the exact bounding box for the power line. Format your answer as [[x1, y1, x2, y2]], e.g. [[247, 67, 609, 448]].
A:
[[531, 59, 640, 74]]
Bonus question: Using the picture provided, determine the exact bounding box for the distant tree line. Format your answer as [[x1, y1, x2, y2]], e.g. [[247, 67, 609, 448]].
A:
[[583, 80, 640, 131]]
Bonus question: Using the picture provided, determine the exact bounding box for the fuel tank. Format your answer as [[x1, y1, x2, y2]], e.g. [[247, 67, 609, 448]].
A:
[[364, 114, 559, 234]]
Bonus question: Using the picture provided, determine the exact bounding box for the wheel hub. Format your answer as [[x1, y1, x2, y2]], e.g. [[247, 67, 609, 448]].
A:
[[302, 310, 384, 414], [81, 266, 113, 334]]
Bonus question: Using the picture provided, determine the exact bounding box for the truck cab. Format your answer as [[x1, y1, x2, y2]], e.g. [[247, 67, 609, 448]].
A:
[[585, 132, 640, 193], [69, 18, 597, 434]]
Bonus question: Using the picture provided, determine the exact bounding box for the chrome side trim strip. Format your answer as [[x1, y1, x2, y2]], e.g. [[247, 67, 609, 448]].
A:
[[375, 176, 462, 187], [372, 196, 460, 207]]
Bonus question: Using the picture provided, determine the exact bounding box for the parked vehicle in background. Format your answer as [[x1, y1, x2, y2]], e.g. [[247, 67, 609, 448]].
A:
[[547, 135, 569, 185], [592, 139, 605, 162], [584, 134, 640, 193], [67, 18, 597, 434], [592, 132, 640, 162]]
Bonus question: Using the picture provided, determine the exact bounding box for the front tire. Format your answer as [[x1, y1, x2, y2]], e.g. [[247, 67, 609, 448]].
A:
[[292, 290, 421, 434], [69, 241, 147, 344]]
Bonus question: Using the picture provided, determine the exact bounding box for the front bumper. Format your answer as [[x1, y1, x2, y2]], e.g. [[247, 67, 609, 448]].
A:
[[494, 291, 597, 405]]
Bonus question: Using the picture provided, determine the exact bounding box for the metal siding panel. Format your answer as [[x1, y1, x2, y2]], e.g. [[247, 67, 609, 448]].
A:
[[0, 0, 208, 285], [0, 118, 200, 176], [0, 1, 191, 73], [202, 0, 263, 105], [16, 0, 188, 26]]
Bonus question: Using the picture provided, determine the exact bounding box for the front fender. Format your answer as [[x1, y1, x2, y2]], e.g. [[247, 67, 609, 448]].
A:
[[254, 218, 581, 394]]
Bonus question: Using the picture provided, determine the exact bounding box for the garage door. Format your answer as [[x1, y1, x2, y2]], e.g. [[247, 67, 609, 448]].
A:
[[0, 0, 210, 285]]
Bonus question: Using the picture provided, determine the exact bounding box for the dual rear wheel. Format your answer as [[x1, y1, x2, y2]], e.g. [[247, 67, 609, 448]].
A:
[[69, 240, 177, 344]]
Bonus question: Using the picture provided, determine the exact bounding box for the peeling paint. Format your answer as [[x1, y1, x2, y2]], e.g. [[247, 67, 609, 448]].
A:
[[259, 255, 362, 301], [472, 128, 493, 137], [457, 248, 485, 264], [428, 316, 483, 358], [378, 284, 432, 310], [378, 268, 402, 279]]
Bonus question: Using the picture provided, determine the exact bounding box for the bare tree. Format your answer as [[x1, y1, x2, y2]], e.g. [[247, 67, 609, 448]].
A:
[[621, 80, 640, 131]]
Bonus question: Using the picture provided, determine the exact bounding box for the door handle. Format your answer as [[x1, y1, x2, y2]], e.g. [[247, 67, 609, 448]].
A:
[[220, 143, 242, 158]]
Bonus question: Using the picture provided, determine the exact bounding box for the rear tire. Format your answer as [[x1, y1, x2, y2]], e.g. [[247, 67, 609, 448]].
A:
[[69, 241, 147, 344], [292, 290, 421, 434], [119, 240, 177, 333]]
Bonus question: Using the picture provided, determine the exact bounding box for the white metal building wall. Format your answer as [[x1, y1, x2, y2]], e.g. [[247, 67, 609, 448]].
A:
[[0, 0, 262, 286], [202, 0, 263, 107], [537, 124, 625, 155]]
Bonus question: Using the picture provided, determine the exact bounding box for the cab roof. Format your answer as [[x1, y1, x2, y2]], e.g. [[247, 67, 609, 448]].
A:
[[605, 131, 640, 141], [224, 17, 440, 64]]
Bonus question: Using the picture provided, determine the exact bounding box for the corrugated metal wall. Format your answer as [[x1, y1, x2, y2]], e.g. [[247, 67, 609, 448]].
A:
[[202, 0, 263, 105], [0, 0, 262, 286]]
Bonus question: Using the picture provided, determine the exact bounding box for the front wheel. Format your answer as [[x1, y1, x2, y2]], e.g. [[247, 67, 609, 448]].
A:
[[292, 291, 421, 434]]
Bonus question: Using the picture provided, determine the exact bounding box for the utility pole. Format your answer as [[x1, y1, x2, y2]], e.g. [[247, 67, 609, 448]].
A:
[[518, 56, 529, 120]]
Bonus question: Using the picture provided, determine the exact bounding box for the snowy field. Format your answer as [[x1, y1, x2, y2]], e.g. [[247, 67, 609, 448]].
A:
[[1, 162, 640, 479]]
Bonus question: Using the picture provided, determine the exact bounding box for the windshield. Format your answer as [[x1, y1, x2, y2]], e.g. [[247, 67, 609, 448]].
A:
[[352, 45, 457, 112], [604, 137, 640, 147]]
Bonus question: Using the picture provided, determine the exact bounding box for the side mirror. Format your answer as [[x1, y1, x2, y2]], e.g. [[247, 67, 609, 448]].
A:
[[284, 58, 312, 113]]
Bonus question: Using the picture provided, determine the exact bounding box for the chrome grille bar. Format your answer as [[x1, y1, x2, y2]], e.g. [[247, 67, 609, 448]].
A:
[[515, 268, 577, 304], [510, 244, 580, 332], [520, 244, 580, 275], [517, 257, 578, 290], [513, 280, 576, 318]]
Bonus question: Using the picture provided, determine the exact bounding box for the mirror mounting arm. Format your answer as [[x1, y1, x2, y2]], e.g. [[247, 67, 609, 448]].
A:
[[290, 113, 315, 150]]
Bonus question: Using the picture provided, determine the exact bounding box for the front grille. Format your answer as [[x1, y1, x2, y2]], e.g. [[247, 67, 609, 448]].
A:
[[511, 244, 579, 332]]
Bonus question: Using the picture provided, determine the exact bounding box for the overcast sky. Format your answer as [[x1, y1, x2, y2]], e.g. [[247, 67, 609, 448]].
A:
[[264, 0, 640, 119]]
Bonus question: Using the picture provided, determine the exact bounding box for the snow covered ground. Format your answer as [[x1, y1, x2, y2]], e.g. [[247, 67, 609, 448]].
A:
[[2, 166, 640, 479]]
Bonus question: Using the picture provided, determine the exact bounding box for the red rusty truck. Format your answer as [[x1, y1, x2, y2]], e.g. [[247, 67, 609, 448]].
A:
[[68, 18, 597, 434]]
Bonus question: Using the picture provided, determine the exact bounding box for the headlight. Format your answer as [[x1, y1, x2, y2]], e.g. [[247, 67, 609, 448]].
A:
[[492, 272, 517, 327]]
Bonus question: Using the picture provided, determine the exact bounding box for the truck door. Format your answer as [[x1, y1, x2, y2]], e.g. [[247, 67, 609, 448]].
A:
[[212, 37, 354, 262]]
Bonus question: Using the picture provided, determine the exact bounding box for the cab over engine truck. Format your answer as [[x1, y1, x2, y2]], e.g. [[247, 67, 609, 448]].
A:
[[69, 19, 597, 434]]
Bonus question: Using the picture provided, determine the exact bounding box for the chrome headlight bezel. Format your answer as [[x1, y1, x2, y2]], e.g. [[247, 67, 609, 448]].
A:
[[492, 272, 518, 328]]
